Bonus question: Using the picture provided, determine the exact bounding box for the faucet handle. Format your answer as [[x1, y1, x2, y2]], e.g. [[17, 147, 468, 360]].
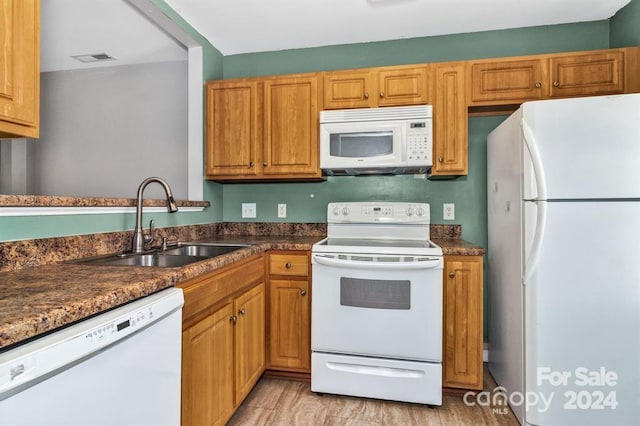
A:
[[144, 219, 155, 246]]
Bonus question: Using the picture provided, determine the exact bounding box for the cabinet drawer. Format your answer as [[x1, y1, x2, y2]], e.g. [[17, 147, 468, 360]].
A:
[[269, 254, 308, 276], [178, 255, 264, 325]]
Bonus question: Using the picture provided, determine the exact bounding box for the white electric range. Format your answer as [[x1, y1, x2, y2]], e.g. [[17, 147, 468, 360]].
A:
[[311, 201, 443, 405]]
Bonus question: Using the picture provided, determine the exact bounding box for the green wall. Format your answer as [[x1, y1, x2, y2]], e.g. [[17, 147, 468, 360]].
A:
[[223, 21, 609, 78], [610, 0, 640, 47]]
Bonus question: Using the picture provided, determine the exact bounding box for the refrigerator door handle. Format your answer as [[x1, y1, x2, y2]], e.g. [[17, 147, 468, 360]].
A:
[[522, 119, 548, 285]]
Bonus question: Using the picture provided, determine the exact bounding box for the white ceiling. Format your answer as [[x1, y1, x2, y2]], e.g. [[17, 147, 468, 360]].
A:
[[41, 0, 631, 71], [41, 0, 187, 72], [164, 0, 631, 56]]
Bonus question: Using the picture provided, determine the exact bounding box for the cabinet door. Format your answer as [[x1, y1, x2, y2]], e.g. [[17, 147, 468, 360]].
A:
[[0, 0, 39, 138], [263, 76, 320, 177], [431, 63, 468, 176], [182, 303, 235, 426], [443, 255, 483, 390], [205, 80, 260, 177], [377, 67, 430, 107], [268, 279, 310, 372], [234, 282, 266, 405], [549, 51, 624, 98], [323, 70, 374, 109], [469, 59, 545, 104]]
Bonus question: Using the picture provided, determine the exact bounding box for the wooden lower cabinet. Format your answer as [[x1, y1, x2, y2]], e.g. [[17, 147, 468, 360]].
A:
[[179, 255, 265, 426], [182, 303, 235, 426], [233, 284, 266, 403], [268, 279, 310, 371], [443, 255, 484, 390], [266, 251, 311, 374]]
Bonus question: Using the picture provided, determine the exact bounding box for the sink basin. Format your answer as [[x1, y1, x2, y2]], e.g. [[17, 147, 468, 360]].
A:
[[162, 243, 247, 258], [70, 242, 250, 268], [74, 253, 207, 268]]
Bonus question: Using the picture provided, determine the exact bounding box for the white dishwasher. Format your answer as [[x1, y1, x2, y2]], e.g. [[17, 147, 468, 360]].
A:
[[0, 287, 184, 426]]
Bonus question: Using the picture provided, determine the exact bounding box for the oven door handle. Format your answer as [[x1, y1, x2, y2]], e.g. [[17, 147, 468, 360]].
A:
[[312, 254, 442, 270]]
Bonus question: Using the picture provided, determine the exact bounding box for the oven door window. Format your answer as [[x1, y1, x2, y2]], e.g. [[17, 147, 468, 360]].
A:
[[340, 277, 410, 310], [329, 132, 393, 158]]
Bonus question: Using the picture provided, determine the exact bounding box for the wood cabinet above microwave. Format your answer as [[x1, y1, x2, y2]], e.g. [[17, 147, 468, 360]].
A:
[[322, 65, 431, 109]]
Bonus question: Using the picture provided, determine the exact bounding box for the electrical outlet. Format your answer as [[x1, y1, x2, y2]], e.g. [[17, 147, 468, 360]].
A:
[[241, 203, 256, 218], [443, 203, 455, 221], [277, 203, 287, 218]]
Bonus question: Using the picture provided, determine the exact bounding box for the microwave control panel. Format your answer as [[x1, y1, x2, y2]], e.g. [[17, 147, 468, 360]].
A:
[[406, 120, 432, 166]]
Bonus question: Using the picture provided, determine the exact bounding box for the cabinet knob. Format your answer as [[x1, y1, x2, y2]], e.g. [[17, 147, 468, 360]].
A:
[[379, 92, 384, 98], [534, 82, 542, 88], [364, 92, 369, 99], [285, 262, 292, 269], [249, 162, 255, 167], [438, 156, 444, 163], [238, 308, 246, 316], [263, 162, 268, 167], [300, 290, 307, 296], [230, 315, 237, 325], [448, 271, 456, 278], [553, 81, 560, 87]]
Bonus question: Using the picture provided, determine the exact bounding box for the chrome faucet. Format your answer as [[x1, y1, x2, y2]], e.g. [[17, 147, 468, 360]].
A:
[[132, 177, 178, 253]]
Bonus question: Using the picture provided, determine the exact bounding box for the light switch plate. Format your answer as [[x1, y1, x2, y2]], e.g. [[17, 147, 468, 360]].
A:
[[443, 203, 455, 220], [277, 203, 287, 218], [242, 203, 257, 218]]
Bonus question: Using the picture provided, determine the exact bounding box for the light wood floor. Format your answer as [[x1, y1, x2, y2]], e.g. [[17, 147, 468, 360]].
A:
[[229, 367, 519, 425]]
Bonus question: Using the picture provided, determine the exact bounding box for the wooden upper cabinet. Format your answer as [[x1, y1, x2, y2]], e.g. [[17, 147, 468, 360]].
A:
[[323, 70, 374, 109], [205, 80, 260, 177], [468, 48, 637, 107], [431, 63, 467, 176], [469, 59, 545, 104], [377, 67, 430, 106], [263, 76, 320, 177], [206, 74, 321, 181], [322, 66, 430, 109], [0, 0, 40, 138], [549, 51, 624, 98]]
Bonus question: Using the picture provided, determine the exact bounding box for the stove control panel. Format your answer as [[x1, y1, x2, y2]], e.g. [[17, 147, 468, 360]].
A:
[[328, 202, 430, 224]]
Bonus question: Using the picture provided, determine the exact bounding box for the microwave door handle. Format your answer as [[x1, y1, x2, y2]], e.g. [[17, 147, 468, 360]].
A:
[[312, 254, 442, 270]]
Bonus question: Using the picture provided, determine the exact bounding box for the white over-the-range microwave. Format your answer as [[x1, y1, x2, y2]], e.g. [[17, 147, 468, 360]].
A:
[[319, 105, 432, 175]]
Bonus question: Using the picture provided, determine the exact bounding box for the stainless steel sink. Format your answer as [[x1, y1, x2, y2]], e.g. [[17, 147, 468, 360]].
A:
[[70, 242, 250, 268], [77, 253, 206, 268], [162, 243, 247, 258]]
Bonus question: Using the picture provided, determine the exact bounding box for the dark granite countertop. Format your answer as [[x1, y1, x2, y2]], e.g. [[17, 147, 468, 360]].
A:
[[0, 235, 321, 350], [0, 228, 483, 350]]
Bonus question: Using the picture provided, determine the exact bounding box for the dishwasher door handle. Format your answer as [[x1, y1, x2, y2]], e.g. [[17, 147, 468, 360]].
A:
[[312, 254, 442, 270]]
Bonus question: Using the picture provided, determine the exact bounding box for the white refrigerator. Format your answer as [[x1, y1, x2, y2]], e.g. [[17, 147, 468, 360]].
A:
[[487, 94, 640, 425]]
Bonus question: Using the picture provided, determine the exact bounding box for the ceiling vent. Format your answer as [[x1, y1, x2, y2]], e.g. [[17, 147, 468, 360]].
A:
[[71, 53, 116, 63]]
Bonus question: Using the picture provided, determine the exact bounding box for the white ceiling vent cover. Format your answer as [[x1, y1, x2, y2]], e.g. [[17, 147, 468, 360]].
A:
[[71, 53, 116, 63]]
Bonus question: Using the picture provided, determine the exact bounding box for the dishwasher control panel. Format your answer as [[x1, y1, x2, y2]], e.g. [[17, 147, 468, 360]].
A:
[[84, 307, 154, 343]]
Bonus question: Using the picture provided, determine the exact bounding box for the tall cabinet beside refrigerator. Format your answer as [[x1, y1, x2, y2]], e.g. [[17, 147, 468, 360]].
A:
[[487, 94, 640, 425]]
